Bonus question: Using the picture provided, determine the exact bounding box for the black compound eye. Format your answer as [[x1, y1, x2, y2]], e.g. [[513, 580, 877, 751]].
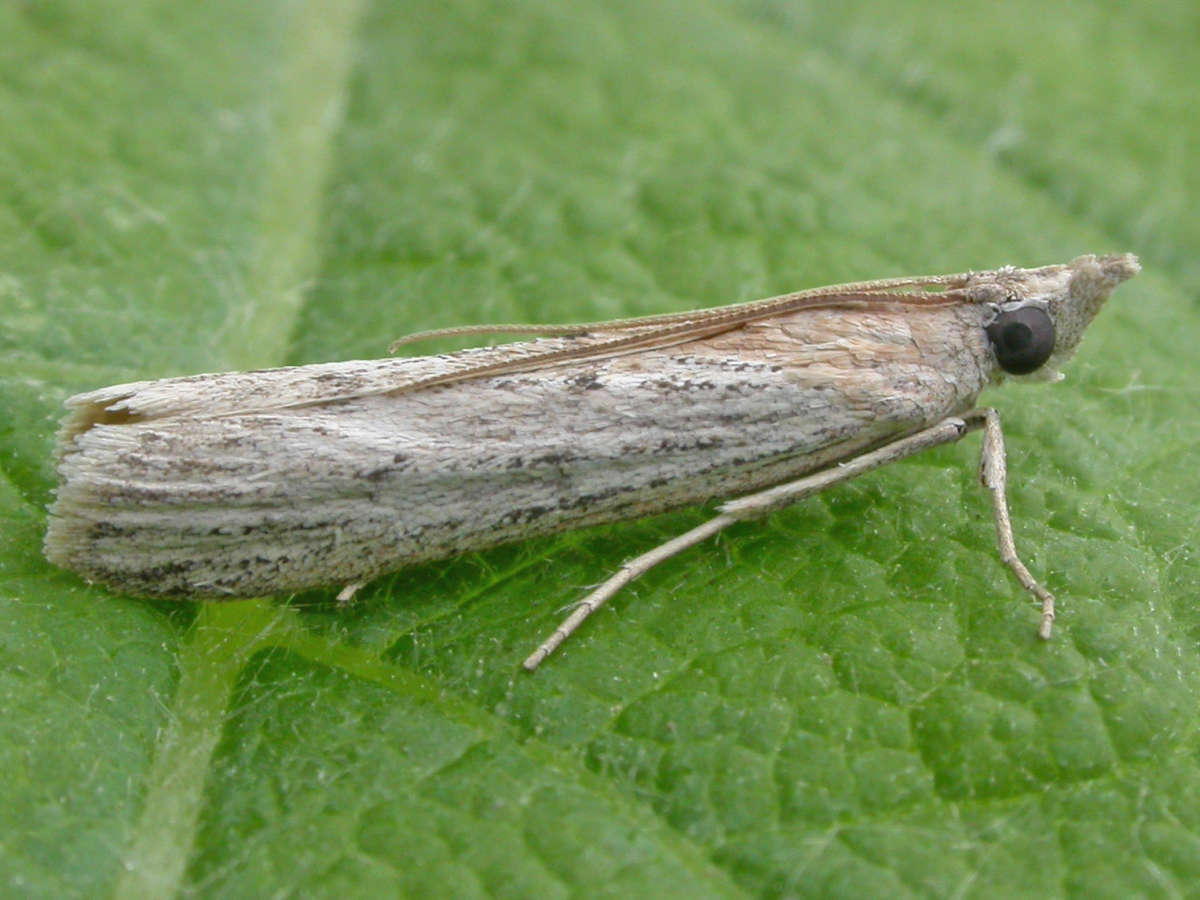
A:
[[986, 306, 1055, 375]]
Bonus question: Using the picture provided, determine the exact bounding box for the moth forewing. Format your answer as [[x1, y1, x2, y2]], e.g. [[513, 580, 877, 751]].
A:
[[43, 254, 1140, 668]]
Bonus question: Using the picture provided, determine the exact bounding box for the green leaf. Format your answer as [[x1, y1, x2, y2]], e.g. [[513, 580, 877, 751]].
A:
[[3, 0, 1197, 896]]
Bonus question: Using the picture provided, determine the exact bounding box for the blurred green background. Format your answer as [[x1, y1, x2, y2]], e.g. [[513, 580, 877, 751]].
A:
[[1, 1, 1197, 897]]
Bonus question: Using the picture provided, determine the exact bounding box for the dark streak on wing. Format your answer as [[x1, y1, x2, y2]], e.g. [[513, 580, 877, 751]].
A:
[[287, 288, 968, 410]]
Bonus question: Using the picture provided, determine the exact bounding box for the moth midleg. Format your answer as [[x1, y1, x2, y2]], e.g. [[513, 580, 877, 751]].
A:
[[522, 512, 740, 671], [968, 407, 1056, 639], [523, 416, 980, 671]]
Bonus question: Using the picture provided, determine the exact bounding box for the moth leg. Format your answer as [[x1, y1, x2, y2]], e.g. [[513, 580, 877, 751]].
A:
[[336, 582, 362, 606], [522, 513, 739, 671], [523, 416, 976, 672], [966, 407, 1056, 639]]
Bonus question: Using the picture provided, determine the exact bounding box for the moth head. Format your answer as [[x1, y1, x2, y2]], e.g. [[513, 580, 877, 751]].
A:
[[975, 253, 1140, 382]]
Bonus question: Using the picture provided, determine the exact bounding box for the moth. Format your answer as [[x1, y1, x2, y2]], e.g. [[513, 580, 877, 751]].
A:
[[44, 254, 1140, 669]]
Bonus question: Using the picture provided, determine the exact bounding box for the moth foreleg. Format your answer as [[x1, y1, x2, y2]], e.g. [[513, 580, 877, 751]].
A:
[[966, 407, 1056, 639]]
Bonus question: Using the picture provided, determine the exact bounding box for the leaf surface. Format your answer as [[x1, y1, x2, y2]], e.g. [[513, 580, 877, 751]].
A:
[[2, 1, 1197, 897]]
